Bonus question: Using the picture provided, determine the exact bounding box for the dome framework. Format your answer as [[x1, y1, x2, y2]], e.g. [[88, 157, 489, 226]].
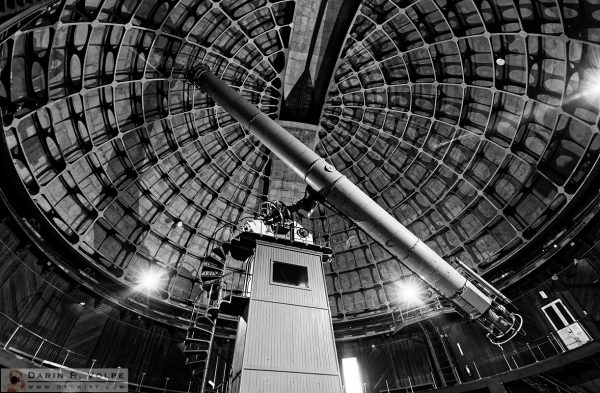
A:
[[1, 0, 600, 325]]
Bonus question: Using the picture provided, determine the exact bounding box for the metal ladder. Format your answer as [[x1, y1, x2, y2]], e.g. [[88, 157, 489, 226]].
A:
[[184, 244, 229, 392], [184, 302, 218, 391], [420, 320, 460, 387]]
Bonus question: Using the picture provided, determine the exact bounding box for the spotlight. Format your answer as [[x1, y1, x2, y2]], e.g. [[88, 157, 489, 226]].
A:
[[79, 301, 86, 306], [495, 58, 506, 66], [138, 269, 166, 291], [574, 66, 600, 102], [397, 278, 423, 304], [587, 74, 600, 98], [175, 220, 183, 228]]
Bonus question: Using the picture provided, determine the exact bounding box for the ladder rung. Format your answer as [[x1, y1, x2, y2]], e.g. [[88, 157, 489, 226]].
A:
[[192, 324, 215, 332], [185, 360, 207, 367], [184, 349, 209, 355], [189, 332, 212, 340], [185, 353, 209, 360], [191, 368, 206, 376]]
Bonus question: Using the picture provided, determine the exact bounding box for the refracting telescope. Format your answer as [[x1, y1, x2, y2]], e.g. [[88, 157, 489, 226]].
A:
[[187, 66, 523, 344]]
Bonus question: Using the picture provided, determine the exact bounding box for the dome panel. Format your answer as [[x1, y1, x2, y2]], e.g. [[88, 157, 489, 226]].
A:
[[312, 0, 600, 320], [0, 0, 295, 305], [2, 0, 600, 324]]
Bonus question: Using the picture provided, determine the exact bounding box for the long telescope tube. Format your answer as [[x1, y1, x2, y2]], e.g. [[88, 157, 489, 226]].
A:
[[189, 66, 522, 342], [455, 258, 511, 305]]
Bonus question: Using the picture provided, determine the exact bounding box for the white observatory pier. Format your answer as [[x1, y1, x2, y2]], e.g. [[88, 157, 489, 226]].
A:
[[228, 216, 343, 393]]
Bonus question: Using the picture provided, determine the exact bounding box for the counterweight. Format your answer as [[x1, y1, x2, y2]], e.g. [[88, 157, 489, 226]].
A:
[[188, 66, 522, 344]]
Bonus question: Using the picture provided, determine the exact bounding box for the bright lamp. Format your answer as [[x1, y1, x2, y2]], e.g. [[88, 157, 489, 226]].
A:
[[138, 269, 165, 291]]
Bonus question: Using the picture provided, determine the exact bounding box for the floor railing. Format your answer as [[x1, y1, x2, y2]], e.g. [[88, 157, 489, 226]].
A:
[[376, 307, 600, 393], [0, 310, 201, 393]]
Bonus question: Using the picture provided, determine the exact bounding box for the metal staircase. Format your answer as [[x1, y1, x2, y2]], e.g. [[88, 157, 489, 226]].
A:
[[183, 231, 255, 392], [420, 320, 460, 388], [183, 243, 229, 392], [184, 304, 218, 389]]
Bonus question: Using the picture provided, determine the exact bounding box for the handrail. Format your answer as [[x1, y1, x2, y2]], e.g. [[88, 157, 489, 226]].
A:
[[335, 298, 454, 341], [0, 311, 200, 393], [459, 308, 600, 383], [378, 372, 436, 393], [370, 304, 600, 392]]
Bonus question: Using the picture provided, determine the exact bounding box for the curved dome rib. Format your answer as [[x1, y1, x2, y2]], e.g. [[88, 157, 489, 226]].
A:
[[0, 0, 294, 306], [1, 0, 600, 325], [313, 0, 600, 320]]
